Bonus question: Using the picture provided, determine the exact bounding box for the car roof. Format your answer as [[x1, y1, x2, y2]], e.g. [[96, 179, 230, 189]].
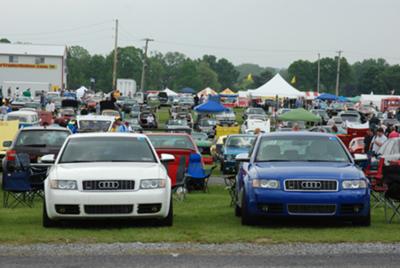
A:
[[260, 131, 336, 138], [68, 133, 148, 139], [7, 111, 38, 116]]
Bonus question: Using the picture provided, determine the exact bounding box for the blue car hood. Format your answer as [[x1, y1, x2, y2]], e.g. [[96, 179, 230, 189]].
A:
[[224, 147, 249, 156], [251, 162, 362, 180]]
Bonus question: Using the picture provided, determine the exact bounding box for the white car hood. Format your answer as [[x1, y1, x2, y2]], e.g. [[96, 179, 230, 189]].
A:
[[50, 162, 166, 180]]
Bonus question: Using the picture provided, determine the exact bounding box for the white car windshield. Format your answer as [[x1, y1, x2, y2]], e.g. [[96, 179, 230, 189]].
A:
[[59, 137, 156, 163], [256, 135, 350, 163], [78, 120, 112, 132]]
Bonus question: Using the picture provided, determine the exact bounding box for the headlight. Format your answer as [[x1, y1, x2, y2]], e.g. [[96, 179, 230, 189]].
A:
[[50, 180, 78, 190], [252, 179, 280, 189], [140, 179, 166, 189], [342, 180, 367, 189]]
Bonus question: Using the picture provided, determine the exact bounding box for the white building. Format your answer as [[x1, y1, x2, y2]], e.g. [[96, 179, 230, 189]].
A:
[[0, 43, 67, 98]]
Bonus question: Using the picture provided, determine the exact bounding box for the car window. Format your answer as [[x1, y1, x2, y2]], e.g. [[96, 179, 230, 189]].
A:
[[256, 135, 350, 163], [226, 136, 255, 148], [16, 130, 69, 147], [148, 135, 195, 150], [78, 120, 112, 132], [59, 137, 156, 163], [6, 115, 28, 122]]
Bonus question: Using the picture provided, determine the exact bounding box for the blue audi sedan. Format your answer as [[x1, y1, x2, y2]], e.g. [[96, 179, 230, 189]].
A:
[[235, 132, 370, 226]]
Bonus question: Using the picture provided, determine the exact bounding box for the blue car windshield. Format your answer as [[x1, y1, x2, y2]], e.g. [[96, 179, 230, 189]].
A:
[[256, 135, 350, 163], [226, 136, 255, 148]]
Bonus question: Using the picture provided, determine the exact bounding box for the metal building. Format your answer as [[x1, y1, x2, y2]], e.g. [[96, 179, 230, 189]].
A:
[[0, 43, 67, 98]]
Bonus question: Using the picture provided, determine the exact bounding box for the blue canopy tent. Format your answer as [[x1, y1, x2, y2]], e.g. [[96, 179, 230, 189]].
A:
[[317, 93, 338, 101], [181, 87, 195, 94], [194, 100, 226, 113]]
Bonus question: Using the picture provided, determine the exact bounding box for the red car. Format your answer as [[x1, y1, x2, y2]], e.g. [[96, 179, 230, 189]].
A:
[[349, 137, 365, 154], [147, 133, 201, 186]]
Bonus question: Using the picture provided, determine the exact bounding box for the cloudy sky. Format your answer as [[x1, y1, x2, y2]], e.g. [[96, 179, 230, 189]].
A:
[[1, 0, 399, 68]]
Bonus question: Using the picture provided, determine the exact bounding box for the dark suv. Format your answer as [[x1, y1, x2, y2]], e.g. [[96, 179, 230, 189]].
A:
[[2, 127, 71, 183]]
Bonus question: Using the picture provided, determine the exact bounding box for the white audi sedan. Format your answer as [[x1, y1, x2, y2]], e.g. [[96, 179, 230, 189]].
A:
[[42, 133, 174, 227]]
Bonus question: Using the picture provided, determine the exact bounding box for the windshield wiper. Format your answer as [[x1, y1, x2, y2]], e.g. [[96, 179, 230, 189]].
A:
[[60, 160, 92, 163], [306, 160, 348, 163], [257, 160, 295, 162], [21, 144, 47, 147]]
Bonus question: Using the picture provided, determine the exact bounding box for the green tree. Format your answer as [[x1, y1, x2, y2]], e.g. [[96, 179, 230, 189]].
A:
[[0, 38, 11, 43], [383, 65, 400, 94], [287, 60, 315, 90], [352, 59, 388, 94], [197, 61, 221, 90], [252, 69, 274, 88], [66, 46, 91, 89], [202, 55, 239, 89]]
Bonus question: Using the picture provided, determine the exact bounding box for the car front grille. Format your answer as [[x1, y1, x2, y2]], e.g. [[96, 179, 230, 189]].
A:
[[288, 204, 336, 215], [82, 180, 135, 191], [84, 205, 133, 214], [285, 180, 338, 191]]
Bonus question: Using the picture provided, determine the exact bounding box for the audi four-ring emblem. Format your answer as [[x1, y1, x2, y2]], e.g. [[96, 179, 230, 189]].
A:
[[98, 181, 120, 189], [301, 181, 321, 189]]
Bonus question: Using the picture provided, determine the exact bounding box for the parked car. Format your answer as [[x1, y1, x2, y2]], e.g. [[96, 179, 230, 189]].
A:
[[243, 107, 266, 120], [125, 117, 143, 132], [309, 125, 346, 134], [4, 111, 40, 128], [221, 134, 255, 175], [235, 132, 370, 226], [76, 115, 115, 133], [121, 99, 138, 114], [241, 118, 270, 134], [2, 126, 70, 180], [42, 133, 174, 227], [339, 111, 361, 124], [179, 96, 194, 108], [192, 132, 212, 155], [327, 116, 343, 127], [166, 119, 191, 131], [277, 121, 306, 132], [139, 111, 158, 129], [10, 96, 32, 111], [215, 108, 236, 123], [197, 118, 217, 138], [147, 133, 200, 186], [158, 92, 169, 106], [0, 120, 19, 170], [349, 137, 365, 154], [311, 109, 330, 125], [130, 104, 141, 119], [101, 109, 121, 118]]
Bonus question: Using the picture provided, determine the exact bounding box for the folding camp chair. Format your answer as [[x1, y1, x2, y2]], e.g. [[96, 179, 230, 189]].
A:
[[224, 175, 236, 207], [185, 153, 216, 192], [382, 162, 400, 223], [172, 156, 188, 201], [367, 158, 387, 208], [2, 153, 34, 208]]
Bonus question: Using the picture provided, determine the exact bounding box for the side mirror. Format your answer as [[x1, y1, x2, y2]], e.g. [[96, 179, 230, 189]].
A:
[[40, 154, 55, 164], [2, 140, 12, 148], [236, 153, 250, 162], [160, 153, 175, 163]]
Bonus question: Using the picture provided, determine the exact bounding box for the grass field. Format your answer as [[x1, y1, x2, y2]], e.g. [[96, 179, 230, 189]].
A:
[[0, 186, 400, 244]]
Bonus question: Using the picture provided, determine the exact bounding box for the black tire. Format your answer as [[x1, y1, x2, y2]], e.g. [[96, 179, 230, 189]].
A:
[[352, 212, 371, 227], [235, 204, 241, 217], [241, 190, 256, 225], [42, 201, 58, 228], [159, 197, 173, 227]]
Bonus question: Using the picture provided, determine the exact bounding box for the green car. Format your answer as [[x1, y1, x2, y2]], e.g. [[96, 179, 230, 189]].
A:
[[192, 132, 212, 155]]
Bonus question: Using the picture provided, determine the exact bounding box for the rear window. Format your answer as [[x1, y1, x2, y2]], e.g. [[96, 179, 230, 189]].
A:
[[148, 135, 195, 150], [16, 130, 70, 147], [78, 120, 112, 132], [7, 115, 28, 122]]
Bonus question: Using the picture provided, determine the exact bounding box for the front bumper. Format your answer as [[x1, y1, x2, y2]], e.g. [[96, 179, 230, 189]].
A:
[[45, 187, 171, 220], [246, 188, 370, 218]]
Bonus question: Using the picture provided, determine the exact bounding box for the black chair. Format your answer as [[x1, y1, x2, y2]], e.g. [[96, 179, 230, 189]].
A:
[[172, 156, 187, 201], [3, 153, 34, 208], [383, 164, 400, 223]]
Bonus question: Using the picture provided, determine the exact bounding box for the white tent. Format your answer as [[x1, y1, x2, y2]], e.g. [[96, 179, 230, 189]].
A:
[[251, 74, 305, 98], [197, 87, 217, 97], [163, 88, 178, 96]]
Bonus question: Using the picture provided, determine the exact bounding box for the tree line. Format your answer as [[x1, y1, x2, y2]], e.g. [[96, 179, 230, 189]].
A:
[[2, 37, 400, 96]]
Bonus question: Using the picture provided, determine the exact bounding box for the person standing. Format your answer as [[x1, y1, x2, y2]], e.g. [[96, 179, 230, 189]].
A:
[[40, 90, 46, 109], [45, 100, 56, 114], [364, 128, 374, 155], [371, 128, 387, 155]]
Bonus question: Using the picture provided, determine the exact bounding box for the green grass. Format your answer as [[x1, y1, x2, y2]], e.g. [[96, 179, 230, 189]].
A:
[[1, 186, 400, 244]]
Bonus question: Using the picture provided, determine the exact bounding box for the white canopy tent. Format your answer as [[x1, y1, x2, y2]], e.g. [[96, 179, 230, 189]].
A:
[[251, 74, 305, 98], [76, 86, 88, 100], [197, 87, 217, 97], [162, 88, 178, 96]]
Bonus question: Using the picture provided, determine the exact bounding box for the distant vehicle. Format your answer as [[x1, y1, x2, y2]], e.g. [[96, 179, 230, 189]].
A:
[[309, 125, 346, 134], [139, 111, 158, 129], [76, 115, 114, 133], [311, 109, 330, 124], [42, 133, 173, 227], [277, 108, 291, 116], [117, 78, 137, 97], [147, 95, 161, 109], [338, 111, 361, 124], [54, 108, 75, 126], [349, 137, 365, 154], [130, 104, 141, 119], [147, 133, 200, 187], [277, 121, 306, 132], [197, 118, 217, 138], [380, 97, 400, 113], [10, 96, 31, 111], [241, 118, 270, 134], [158, 92, 169, 106], [121, 99, 138, 113], [179, 96, 194, 108], [221, 134, 255, 175], [192, 132, 212, 155], [166, 119, 190, 131], [359, 105, 376, 115], [243, 107, 266, 120], [247, 114, 267, 121], [176, 112, 193, 128], [235, 132, 370, 226], [327, 116, 343, 126], [327, 103, 345, 116], [215, 108, 236, 123], [125, 117, 142, 132], [4, 111, 40, 128], [101, 109, 121, 118]]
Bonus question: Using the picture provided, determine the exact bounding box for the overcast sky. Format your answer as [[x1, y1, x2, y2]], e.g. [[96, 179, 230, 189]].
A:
[[1, 0, 400, 68]]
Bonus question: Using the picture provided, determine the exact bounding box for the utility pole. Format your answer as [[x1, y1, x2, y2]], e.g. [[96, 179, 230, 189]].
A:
[[317, 53, 321, 93], [140, 38, 154, 92], [112, 19, 119, 90], [335, 50, 342, 96]]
